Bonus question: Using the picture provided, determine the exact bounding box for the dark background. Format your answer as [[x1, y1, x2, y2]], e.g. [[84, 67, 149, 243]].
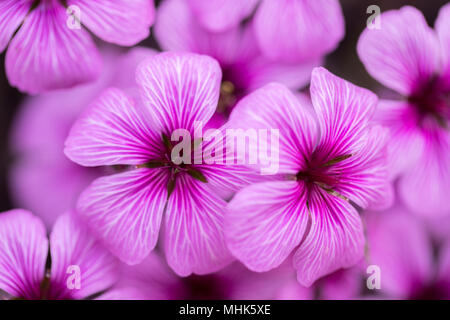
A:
[[0, 0, 448, 212]]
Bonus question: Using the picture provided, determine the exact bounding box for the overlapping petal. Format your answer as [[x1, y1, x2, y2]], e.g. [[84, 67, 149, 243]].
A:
[[68, 0, 154, 46], [136, 52, 222, 134], [76, 169, 169, 265], [5, 1, 101, 94], [49, 211, 119, 299], [225, 181, 309, 272], [65, 88, 162, 167], [435, 3, 450, 87], [310, 67, 378, 161], [357, 6, 441, 96], [0, 0, 32, 52], [164, 175, 233, 276], [0, 210, 48, 299], [293, 187, 365, 287], [254, 0, 344, 63]]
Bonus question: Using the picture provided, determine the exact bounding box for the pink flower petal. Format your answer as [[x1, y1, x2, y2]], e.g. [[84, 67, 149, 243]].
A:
[[373, 100, 425, 179], [225, 181, 309, 272], [254, 0, 344, 63], [187, 0, 259, 32], [0, 210, 48, 299], [357, 6, 441, 96], [435, 3, 450, 87], [136, 52, 222, 134], [76, 168, 169, 265], [5, 1, 101, 94], [365, 207, 433, 298], [67, 0, 154, 46], [164, 175, 233, 276], [310, 67, 378, 160], [0, 0, 32, 52], [293, 187, 365, 287], [229, 83, 318, 175], [398, 128, 450, 216], [49, 211, 120, 299], [437, 239, 450, 298], [333, 125, 393, 210], [65, 88, 162, 167]]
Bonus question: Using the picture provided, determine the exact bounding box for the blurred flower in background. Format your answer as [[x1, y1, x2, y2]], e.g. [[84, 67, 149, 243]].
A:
[[0, 0, 155, 94], [9, 46, 156, 228]]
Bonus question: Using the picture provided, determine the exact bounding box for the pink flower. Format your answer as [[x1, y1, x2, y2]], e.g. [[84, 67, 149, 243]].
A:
[[102, 253, 313, 300], [0, 0, 155, 94], [357, 5, 450, 216], [9, 46, 156, 228], [365, 205, 450, 299], [64, 52, 255, 276], [180, 0, 344, 63], [0, 209, 119, 300], [154, 0, 343, 125], [225, 67, 392, 286]]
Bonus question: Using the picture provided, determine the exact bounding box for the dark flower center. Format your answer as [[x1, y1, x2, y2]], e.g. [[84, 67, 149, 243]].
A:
[[409, 77, 450, 129]]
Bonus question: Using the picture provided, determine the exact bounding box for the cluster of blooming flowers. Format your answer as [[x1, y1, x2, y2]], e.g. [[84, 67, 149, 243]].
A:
[[1, 0, 450, 300]]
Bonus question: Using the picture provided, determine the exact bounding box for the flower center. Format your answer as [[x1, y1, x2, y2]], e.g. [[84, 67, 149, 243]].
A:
[[409, 77, 450, 129]]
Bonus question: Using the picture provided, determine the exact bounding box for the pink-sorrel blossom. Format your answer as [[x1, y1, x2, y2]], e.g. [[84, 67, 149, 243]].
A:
[[181, 0, 344, 63], [225, 67, 392, 286], [0, 209, 119, 300], [101, 253, 313, 300], [9, 46, 155, 228], [154, 0, 344, 126], [365, 205, 450, 299], [65, 52, 255, 276], [0, 0, 154, 94], [357, 5, 450, 217]]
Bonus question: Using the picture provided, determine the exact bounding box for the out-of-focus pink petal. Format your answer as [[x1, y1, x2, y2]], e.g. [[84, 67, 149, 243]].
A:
[[437, 239, 450, 298], [319, 264, 363, 300], [76, 169, 169, 265], [226, 181, 309, 272], [0, 0, 32, 52], [49, 211, 119, 299], [435, 3, 450, 87], [373, 100, 425, 179], [164, 175, 233, 276], [229, 83, 318, 175], [365, 207, 433, 298], [65, 88, 162, 167], [357, 6, 441, 96], [310, 67, 378, 160], [294, 187, 365, 287], [187, 0, 258, 32], [136, 52, 221, 134], [0, 210, 48, 299], [67, 0, 154, 46], [398, 128, 450, 216], [5, 1, 101, 94], [254, 0, 344, 63], [333, 126, 393, 210]]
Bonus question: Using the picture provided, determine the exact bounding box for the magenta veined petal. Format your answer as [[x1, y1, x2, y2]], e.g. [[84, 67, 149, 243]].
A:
[[0, 0, 32, 53], [67, 0, 155, 46], [136, 52, 222, 135], [164, 175, 233, 276], [293, 186, 365, 287], [49, 211, 120, 299], [5, 0, 102, 94], [225, 181, 309, 272], [76, 169, 169, 265], [65, 88, 162, 167], [0, 209, 48, 299], [357, 6, 441, 96], [310, 67, 378, 161]]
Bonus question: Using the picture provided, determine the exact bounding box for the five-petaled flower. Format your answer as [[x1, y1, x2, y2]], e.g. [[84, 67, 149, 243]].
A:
[[225, 67, 392, 286], [64, 52, 255, 276], [358, 4, 450, 217]]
